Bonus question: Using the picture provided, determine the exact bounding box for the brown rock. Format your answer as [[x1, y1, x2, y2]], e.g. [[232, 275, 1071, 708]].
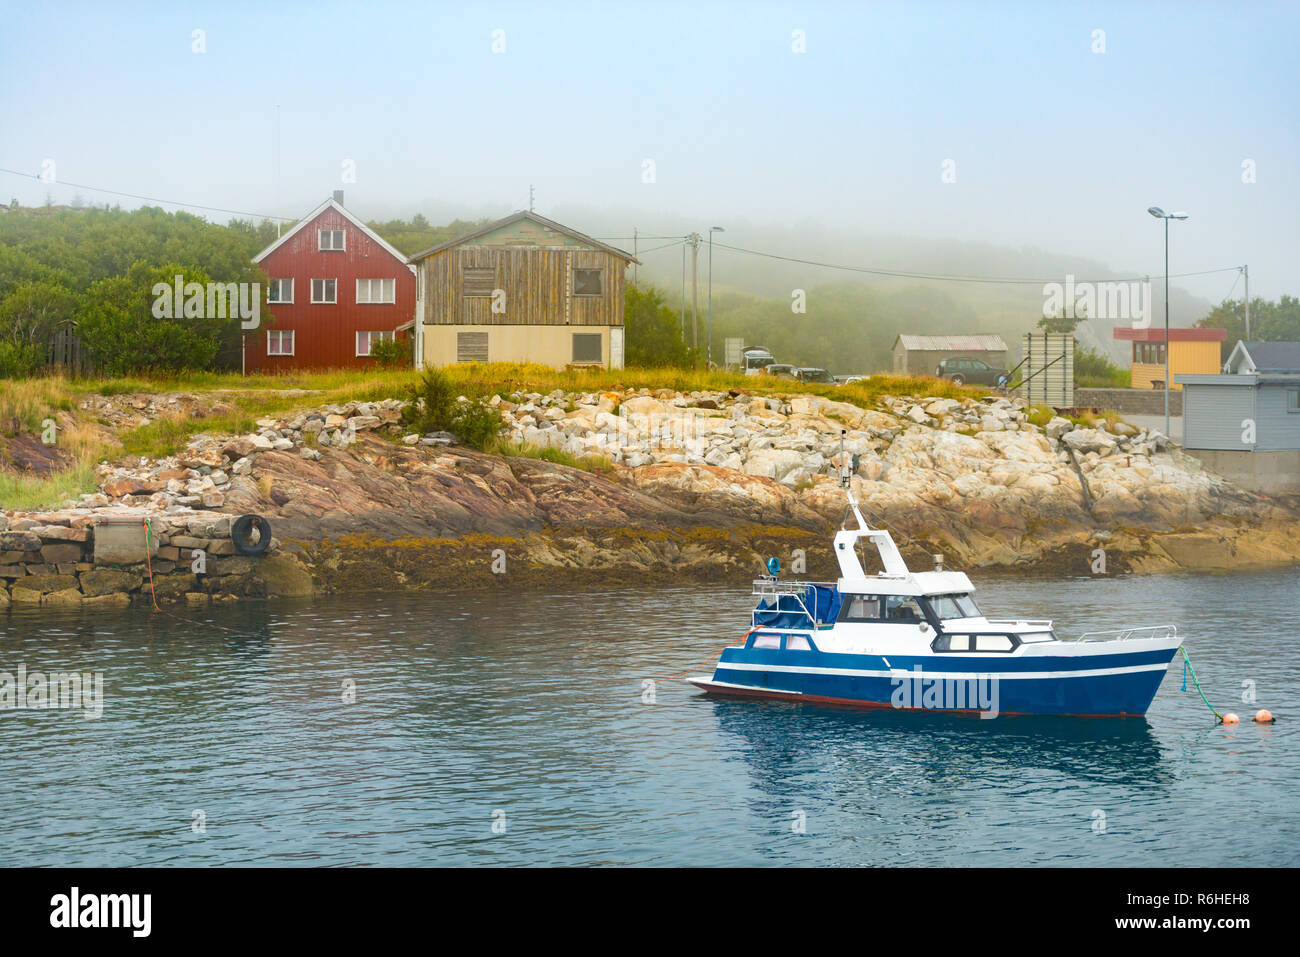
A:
[[149, 573, 198, 597], [82, 593, 130, 607], [255, 554, 314, 597], [78, 568, 144, 597], [21, 573, 80, 595], [0, 531, 42, 551], [34, 525, 88, 542], [40, 543, 85, 564], [103, 479, 160, 497]]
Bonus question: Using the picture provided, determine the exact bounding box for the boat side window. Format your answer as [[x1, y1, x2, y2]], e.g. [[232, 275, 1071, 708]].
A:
[[752, 633, 781, 649], [932, 633, 1018, 653], [837, 595, 881, 621], [785, 635, 812, 651], [1017, 632, 1055, 643], [883, 596, 924, 621], [927, 593, 982, 619], [837, 594, 923, 623]]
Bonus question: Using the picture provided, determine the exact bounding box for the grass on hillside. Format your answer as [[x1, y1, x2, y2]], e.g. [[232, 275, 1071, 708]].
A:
[[1, 364, 987, 509]]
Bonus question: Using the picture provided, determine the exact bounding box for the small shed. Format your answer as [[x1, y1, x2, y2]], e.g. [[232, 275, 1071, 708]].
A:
[[891, 334, 1007, 376], [1177, 340, 1300, 494], [1113, 327, 1225, 390]]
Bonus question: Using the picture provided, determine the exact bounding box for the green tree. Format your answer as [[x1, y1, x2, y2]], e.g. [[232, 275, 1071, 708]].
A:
[[0, 279, 77, 352], [78, 262, 236, 375], [1197, 295, 1300, 362], [624, 284, 697, 368]]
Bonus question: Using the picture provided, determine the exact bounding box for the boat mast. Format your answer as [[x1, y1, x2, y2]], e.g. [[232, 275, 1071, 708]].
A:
[[835, 430, 910, 578]]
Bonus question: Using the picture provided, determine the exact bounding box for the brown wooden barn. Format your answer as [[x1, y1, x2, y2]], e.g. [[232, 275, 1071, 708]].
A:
[[408, 211, 638, 370]]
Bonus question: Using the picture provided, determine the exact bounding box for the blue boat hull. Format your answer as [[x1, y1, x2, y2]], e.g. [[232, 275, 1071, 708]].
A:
[[697, 645, 1180, 717]]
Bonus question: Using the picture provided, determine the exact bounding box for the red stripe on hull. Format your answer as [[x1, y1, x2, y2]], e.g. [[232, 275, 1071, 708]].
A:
[[689, 681, 1143, 718]]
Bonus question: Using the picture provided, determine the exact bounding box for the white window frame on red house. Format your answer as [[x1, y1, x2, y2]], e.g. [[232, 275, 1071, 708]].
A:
[[267, 330, 295, 356], [267, 278, 294, 303], [318, 229, 346, 252], [311, 278, 337, 304], [356, 330, 393, 357], [356, 277, 396, 304]]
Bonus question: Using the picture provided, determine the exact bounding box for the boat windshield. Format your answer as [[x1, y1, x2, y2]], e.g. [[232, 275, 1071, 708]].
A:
[[927, 593, 981, 619]]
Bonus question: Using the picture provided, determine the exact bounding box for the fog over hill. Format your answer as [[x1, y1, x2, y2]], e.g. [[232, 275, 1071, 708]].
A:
[[365, 196, 1216, 367]]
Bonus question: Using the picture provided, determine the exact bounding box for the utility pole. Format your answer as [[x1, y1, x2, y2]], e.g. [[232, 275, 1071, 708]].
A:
[[680, 240, 686, 342], [633, 227, 638, 286], [1243, 264, 1250, 340], [689, 232, 701, 361]]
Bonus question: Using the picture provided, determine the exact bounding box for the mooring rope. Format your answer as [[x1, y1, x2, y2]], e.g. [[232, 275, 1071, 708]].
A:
[[141, 519, 257, 637], [1180, 646, 1224, 723]]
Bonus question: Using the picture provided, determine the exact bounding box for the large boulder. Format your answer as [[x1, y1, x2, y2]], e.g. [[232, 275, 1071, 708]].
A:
[[742, 448, 806, 482], [79, 568, 144, 598], [1061, 428, 1117, 457]]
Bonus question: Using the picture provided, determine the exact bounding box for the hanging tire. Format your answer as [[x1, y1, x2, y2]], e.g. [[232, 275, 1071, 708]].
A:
[[231, 514, 271, 556]]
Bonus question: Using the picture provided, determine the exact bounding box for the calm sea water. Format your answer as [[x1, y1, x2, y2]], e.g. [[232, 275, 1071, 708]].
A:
[[1, 569, 1296, 866]]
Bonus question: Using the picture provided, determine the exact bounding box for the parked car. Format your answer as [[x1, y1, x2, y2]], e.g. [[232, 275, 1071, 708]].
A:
[[764, 363, 798, 379], [935, 356, 1008, 386], [795, 367, 836, 385], [836, 374, 868, 384], [742, 347, 776, 375]]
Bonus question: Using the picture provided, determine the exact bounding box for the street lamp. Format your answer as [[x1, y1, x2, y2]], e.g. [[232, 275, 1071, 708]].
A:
[[1147, 206, 1189, 440], [708, 226, 724, 368]]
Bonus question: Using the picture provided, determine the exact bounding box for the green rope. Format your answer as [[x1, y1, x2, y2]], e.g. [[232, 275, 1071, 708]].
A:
[[1180, 647, 1223, 723]]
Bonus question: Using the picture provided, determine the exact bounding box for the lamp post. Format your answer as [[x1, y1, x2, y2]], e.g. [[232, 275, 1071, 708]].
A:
[[1147, 206, 1189, 440], [708, 226, 724, 368]]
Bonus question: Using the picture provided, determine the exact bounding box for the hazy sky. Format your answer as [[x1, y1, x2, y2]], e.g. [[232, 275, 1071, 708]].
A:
[[2, 1, 1296, 302]]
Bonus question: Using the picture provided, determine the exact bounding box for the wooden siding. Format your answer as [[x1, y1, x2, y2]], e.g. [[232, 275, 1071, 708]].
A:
[[419, 245, 625, 327], [1130, 340, 1222, 391], [246, 206, 415, 371]]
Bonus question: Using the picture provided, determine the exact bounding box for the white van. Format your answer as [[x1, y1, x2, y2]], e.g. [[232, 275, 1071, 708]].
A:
[[742, 347, 776, 375]]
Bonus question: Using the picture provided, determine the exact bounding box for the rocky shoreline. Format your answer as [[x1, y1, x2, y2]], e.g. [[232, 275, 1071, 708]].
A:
[[3, 383, 1299, 608]]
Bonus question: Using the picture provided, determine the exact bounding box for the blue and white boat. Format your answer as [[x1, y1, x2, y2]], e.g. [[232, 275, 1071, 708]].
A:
[[689, 454, 1182, 717]]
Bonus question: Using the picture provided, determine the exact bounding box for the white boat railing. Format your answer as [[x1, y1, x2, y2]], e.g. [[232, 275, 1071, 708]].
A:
[[1071, 624, 1179, 643], [751, 579, 836, 628]]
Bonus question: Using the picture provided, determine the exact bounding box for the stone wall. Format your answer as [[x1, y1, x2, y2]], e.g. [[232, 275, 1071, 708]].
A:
[[1074, 388, 1183, 416], [0, 510, 310, 608]]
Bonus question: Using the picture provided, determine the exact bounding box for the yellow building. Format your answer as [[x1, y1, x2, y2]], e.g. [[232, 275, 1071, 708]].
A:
[[1114, 327, 1226, 390], [408, 211, 638, 371]]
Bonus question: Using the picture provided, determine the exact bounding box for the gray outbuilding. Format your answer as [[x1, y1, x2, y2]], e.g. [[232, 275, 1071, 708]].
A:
[[1177, 341, 1300, 494], [892, 334, 1007, 376]]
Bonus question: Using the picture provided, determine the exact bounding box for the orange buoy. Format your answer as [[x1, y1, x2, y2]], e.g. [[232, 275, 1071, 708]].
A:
[[1254, 709, 1275, 723], [1222, 713, 1240, 724]]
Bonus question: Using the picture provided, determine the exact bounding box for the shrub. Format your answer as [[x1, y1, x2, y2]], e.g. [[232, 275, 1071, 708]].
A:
[[403, 367, 504, 451], [368, 335, 411, 368], [0, 341, 42, 378]]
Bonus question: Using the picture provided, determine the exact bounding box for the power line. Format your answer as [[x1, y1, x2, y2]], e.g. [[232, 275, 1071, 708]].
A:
[[633, 239, 686, 255], [0, 166, 296, 221], [712, 239, 1242, 287], [0, 166, 1255, 289]]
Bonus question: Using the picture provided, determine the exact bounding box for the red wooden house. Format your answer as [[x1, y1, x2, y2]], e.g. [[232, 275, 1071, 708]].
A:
[[247, 191, 415, 371]]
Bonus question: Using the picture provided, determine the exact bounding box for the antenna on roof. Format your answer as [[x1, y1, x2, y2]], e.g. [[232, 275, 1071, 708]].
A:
[[529, 185, 535, 212]]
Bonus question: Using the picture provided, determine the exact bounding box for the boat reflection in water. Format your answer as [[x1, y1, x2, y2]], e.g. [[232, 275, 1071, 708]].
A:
[[708, 697, 1172, 796]]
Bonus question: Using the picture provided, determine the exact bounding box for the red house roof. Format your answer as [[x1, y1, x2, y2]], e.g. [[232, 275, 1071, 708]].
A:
[[1113, 327, 1226, 342]]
